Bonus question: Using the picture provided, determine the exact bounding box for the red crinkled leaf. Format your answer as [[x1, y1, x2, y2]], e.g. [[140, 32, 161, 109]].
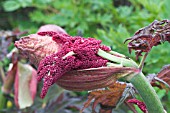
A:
[[125, 20, 170, 59]]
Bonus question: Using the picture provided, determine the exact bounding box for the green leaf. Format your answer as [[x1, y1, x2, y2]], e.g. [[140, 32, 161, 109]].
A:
[[96, 29, 113, 46], [117, 6, 133, 19], [0, 90, 7, 110], [17, 0, 33, 7], [33, 0, 52, 4], [160, 0, 170, 19], [154, 87, 166, 100], [3, 0, 20, 12]]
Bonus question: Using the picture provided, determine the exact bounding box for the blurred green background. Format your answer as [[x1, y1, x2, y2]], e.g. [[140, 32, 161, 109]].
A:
[[0, 0, 170, 112], [1, 0, 170, 73]]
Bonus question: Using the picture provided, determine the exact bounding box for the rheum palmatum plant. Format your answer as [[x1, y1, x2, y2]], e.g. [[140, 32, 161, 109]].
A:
[[14, 20, 170, 113]]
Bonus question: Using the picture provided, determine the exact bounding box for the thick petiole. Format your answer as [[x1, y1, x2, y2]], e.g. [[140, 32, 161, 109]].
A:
[[98, 49, 138, 68]]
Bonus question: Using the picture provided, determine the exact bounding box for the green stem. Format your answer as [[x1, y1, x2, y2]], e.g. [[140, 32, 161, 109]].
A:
[[138, 52, 149, 70], [127, 72, 164, 113], [98, 49, 164, 113], [0, 90, 7, 110], [98, 49, 138, 68], [109, 50, 126, 57], [0, 66, 5, 82]]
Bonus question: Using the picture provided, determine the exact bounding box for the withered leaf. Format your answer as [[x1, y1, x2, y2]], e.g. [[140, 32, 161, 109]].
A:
[[80, 82, 127, 113], [124, 20, 170, 59]]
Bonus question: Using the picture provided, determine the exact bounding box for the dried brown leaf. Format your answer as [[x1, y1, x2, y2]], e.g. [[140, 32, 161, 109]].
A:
[[151, 65, 170, 92], [80, 82, 127, 113]]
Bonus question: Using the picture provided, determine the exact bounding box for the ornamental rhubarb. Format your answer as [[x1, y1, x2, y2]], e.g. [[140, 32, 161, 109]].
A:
[[37, 32, 110, 98], [15, 25, 138, 99], [15, 25, 110, 98]]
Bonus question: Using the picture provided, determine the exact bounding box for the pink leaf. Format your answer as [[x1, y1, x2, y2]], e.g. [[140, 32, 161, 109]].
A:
[[127, 99, 148, 113], [1, 53, 18, 94], [57, 67, 139, 91], [37, 24, 67, 34], [14, 62, 37, 109]]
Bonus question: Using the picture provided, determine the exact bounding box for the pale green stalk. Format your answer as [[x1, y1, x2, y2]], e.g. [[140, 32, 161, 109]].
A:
[[98, 49, 138, 68], [127, 72, 164, 113], [98, 49, 164, 113], [0, 90, 7, 110]]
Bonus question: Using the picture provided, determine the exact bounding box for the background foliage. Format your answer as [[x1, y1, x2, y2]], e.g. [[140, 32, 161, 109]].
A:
[[0, 0, 170, 113]]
